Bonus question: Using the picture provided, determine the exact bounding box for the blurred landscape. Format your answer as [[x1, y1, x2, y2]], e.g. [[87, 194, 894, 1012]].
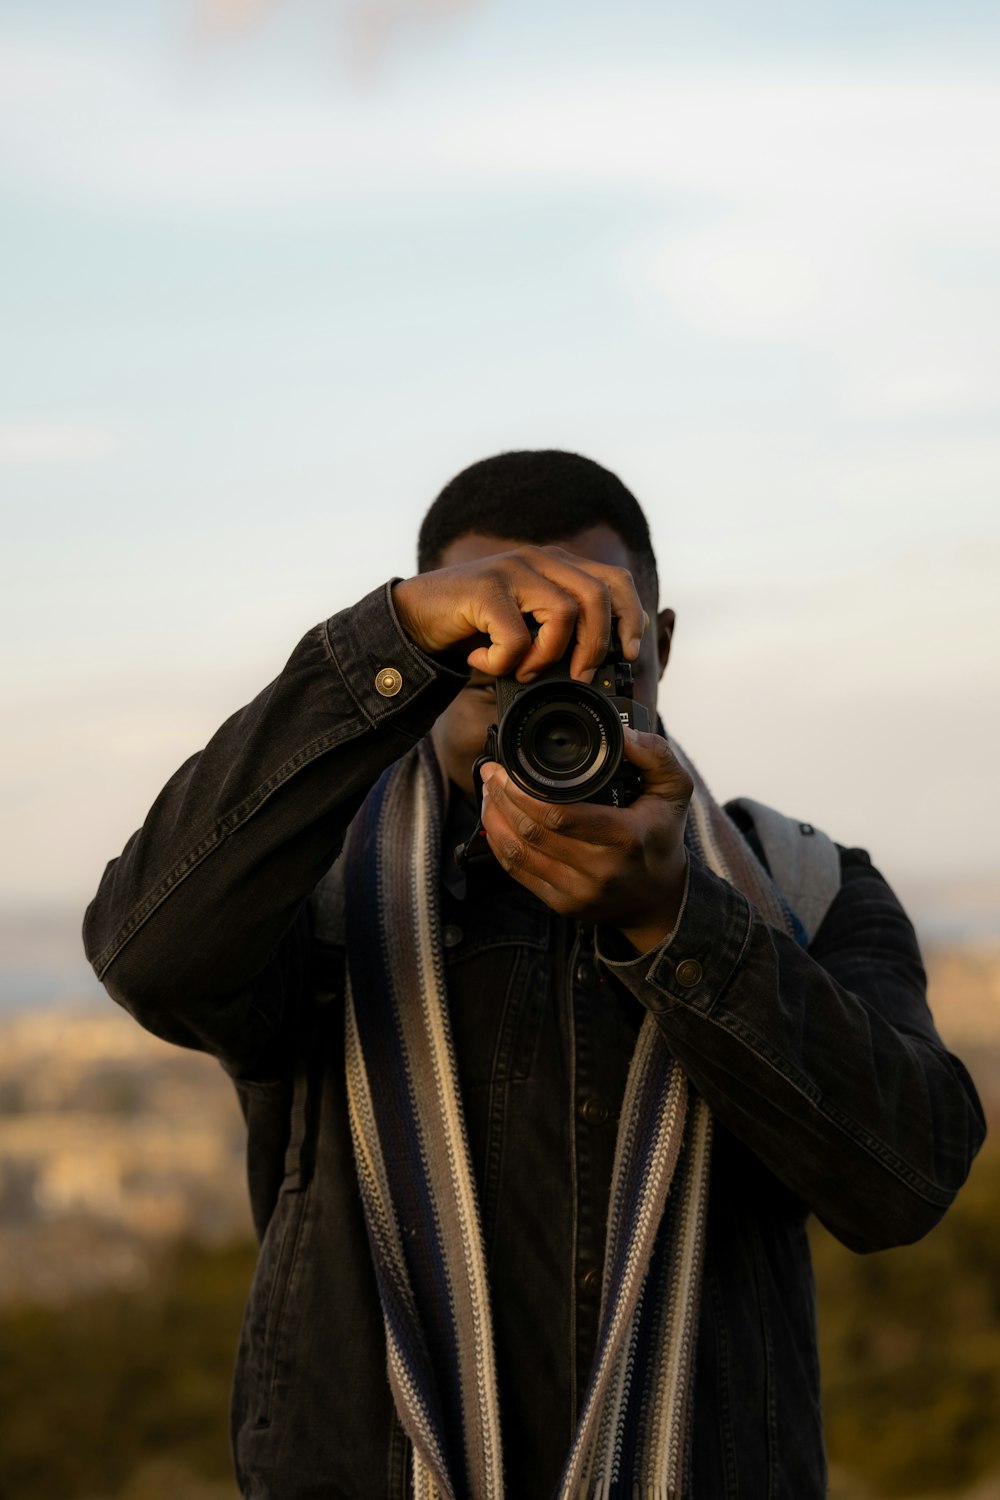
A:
[[1, 904, 998, 1499]]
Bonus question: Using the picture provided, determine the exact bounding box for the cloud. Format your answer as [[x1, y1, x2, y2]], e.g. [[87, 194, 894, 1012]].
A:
[[2, 31, 996, 416], [629, 208, 1000, 420], [196, 0, 283, 33], [194, 0, 481, 72], [0, 421, 119, 465], [610, 74, 1000, 419], [1, 34, 996, 207]]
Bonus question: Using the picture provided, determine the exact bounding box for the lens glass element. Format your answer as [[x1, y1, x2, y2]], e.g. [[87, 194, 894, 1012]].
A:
[[497, 683, 624, 802], [529, 710, 592, 774]]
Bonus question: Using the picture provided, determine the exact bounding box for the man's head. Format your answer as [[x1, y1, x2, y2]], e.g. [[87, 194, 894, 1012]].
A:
[[418, 450, 659, 607], [418, 450, 673, 799]]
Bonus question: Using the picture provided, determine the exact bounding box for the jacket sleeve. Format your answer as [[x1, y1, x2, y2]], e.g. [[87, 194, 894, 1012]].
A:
[[596, 848, 987, 1253], [83, 582, 466, 1077]]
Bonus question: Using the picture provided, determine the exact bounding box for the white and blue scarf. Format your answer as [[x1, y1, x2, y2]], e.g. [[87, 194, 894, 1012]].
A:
[[344, 738, 796, 1500]]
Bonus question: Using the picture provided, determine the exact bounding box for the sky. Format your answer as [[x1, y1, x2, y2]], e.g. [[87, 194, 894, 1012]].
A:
[[2, 0, 999, 913]]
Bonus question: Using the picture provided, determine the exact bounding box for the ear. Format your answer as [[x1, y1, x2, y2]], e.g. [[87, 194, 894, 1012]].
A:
[[656, 608, 675, 680]]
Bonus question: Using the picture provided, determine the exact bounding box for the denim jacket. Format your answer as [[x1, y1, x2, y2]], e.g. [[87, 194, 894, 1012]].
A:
[[83, 583, 986, 1500]]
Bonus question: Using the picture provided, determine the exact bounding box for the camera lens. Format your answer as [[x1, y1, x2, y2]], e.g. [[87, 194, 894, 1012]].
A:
[[497, 683, 624, 803], [529, 710, 593, 775]]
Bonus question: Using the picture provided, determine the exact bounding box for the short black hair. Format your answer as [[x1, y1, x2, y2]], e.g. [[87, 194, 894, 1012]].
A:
[[417, 450, 658, 603]]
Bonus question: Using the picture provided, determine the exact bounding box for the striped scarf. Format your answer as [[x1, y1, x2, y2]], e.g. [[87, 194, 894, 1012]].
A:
[[344, 737, 795, 1500]]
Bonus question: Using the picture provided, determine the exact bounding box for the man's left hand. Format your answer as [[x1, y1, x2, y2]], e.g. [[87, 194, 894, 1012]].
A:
[[479, 728, 693, 955]]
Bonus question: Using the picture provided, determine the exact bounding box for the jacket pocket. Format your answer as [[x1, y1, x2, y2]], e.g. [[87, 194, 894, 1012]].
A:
[[446, 942, 547, 1088]]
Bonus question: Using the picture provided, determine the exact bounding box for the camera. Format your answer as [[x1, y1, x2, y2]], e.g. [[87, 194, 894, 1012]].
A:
[[479, 620, 650, 808]]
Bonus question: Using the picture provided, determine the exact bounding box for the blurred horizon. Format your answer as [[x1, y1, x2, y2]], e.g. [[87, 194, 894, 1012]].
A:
[[3, 0, 999, 909]]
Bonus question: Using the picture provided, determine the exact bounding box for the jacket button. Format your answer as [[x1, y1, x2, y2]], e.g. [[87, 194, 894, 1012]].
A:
[[375, 667, 403, 697], [675, 958, 703, 988], [580, 1097, 610, 1126], [578, 1267, 601, 1299], [443, 924, 463, 949], [575, 958, 597, 989]]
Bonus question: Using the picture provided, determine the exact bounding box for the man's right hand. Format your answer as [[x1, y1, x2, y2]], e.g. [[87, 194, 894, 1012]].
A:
[[391, 545, 647, 683]]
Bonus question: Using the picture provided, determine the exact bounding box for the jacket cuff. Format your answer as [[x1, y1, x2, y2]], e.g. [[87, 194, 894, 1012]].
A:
[[596, 854, 752, 1016], [323, 580, 468, 736]]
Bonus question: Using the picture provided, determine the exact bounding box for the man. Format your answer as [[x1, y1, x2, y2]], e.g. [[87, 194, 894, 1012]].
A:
[[84, 450, 985, 1500]]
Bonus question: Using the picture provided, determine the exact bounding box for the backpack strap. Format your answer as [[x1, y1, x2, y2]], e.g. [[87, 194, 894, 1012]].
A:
[[726, 797, 841, 944]]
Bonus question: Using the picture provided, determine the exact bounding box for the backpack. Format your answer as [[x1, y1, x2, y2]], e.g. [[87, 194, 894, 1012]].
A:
[[725, 797, 841, 943]]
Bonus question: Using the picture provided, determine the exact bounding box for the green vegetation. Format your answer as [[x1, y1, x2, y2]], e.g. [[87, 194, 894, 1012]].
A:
[[0, 1142, 997, 1499], [813, 1134, 1000, 1497], [0, 1239, 255, 1500]]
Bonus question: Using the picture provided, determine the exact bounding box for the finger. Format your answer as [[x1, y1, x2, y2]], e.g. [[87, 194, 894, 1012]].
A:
[[462, 565, 580, 680], [501, 549, 610, 681], [463, 590, 536, 678], [604, 576, 647, 669], [533, 548, 647, 673], [517, 547, 645, 679], [450, 548, 647, 682], [479, 794, 599, 911], [490, 857, 579, 917], [487, 546, 644, 680], [620, 729, 694, 802], [481, 764, 629, 849]]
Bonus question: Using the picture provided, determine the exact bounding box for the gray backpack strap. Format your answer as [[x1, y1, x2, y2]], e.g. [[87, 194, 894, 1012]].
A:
[[727, 797, 841, 943]]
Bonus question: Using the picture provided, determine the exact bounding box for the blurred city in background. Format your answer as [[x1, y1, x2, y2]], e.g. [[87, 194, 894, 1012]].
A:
[[2, 0, 998, 1495]]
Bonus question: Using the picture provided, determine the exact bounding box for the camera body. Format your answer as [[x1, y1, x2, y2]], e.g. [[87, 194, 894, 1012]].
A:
[[481, 624, 650, 808]]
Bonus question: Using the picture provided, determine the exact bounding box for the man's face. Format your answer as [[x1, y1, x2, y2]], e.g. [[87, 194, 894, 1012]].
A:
[[429, 524, 672, 800]]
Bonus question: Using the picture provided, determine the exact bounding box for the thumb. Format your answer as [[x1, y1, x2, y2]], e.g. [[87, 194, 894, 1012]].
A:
[[622, 728, 694, 803]]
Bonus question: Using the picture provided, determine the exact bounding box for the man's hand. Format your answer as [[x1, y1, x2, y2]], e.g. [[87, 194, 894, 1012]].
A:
[[479, 728, 693, 954], [392, 545, 647, 683]]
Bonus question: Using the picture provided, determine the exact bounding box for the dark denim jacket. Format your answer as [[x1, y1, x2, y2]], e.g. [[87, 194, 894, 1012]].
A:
[[83, 584, 986, 1500]]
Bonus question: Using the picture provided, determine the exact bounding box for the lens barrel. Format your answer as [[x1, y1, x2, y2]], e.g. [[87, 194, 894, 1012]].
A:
[[496, 680, 625, 803]]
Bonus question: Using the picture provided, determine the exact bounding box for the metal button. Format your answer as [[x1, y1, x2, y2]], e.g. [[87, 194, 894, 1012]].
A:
[[578, 1267, 601, 1298], [375, 667, 403, 697], [675, 958, 703, 988], [575, 959, 597, 989], [443, 924, 463, 949], [580, 1097, 610, 1126]]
